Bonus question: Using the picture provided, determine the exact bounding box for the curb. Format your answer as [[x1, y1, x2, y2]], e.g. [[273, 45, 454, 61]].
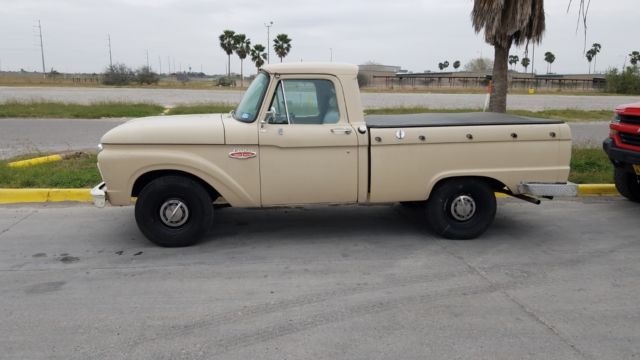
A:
[[0, 189, 92, 204], [8, 154, 64, 168], [0, 184, 621, 205]]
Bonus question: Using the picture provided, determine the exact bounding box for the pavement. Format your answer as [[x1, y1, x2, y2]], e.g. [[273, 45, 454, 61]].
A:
[[1, 85, 639, 109], [0, 117, 612, 159], [1, 198, 639, 359]]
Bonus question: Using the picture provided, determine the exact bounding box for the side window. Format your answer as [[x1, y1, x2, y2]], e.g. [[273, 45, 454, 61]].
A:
[[268, 79, 340, 125]]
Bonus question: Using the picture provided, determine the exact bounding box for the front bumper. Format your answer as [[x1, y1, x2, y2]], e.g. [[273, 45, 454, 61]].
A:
[[603, 137, 640, 165], [90, 182, 108, 208]]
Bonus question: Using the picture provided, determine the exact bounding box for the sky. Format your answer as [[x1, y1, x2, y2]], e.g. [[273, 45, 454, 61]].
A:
[[0, 0, 635, 75]]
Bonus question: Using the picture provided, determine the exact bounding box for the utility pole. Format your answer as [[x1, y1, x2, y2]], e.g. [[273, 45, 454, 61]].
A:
[[158, 55, 162, 74], [107, 34, 113, 67], [264, 21, 273, 64], [37, 20, 46, 78], [146, 50, 150, 69], [167, 56, 171, 73]]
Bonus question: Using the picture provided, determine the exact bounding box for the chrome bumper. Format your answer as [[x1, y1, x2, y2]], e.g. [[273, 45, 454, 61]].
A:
[[518, 182, 578, 197], [90, 182, 108, 207]]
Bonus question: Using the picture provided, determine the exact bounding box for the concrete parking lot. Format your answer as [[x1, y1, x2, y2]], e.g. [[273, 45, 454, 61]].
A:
[[1, 198, 638, 359]]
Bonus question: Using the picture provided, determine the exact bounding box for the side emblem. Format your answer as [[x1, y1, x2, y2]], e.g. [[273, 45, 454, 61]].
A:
[[229, 150, 257, 160]]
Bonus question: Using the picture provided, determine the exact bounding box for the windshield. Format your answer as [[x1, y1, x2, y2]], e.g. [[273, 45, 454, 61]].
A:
[[233, 72, 270, 123]]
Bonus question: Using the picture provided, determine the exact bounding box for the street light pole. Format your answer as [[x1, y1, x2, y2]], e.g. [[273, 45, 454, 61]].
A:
[[264, 21, 273, 64]]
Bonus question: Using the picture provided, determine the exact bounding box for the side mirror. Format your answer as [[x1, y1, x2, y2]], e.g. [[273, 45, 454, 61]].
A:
[[264, 107, 276, 124]]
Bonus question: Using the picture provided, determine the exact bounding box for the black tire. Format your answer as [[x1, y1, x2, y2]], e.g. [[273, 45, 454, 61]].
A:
[[614, 167, 640, 203], [135, 175, 213, 247], [425, 178, 496, 240]]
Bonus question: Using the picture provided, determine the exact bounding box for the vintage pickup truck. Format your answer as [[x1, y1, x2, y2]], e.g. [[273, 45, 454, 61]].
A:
[[92, 63, 576, 247]]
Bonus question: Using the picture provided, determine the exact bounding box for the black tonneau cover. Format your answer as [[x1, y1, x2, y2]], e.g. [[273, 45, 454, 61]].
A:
[[365, 112, 563, 128]]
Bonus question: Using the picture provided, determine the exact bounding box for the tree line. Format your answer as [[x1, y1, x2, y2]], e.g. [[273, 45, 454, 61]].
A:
[[219, 30, 292, 87]]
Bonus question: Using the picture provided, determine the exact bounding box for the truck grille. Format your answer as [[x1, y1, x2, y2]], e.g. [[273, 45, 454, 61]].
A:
[[620, 132, 640, 147], [620, 114, 640, 125]]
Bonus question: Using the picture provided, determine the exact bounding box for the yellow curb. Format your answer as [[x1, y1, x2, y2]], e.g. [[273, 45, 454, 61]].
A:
[[0, 189, 91, 204], [577, 184, 619, 196], [8, 154, 63, 168]]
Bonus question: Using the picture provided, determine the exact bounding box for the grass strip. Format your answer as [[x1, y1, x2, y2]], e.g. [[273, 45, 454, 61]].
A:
[[365, 107, 612, 122], [0, 153, 101, 188], [167, 103, 235, 115], [0, 101, 164, 119], [0, 148, 612, 189], [569, 147, 613, 184]]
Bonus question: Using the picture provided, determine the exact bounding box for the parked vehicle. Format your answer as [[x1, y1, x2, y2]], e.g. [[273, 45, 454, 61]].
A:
[[603, 102, 640, 202], [92, 63, 576, 247]]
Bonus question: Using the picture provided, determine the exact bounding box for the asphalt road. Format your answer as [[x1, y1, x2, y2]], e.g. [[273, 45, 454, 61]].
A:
[[1, 86, 639, 110], [0, 118, 610, 159], [1, 198, 638, 359]]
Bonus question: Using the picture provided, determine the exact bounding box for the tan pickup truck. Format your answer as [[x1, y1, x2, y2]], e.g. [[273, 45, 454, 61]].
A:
[[92, 63, 576, 247]]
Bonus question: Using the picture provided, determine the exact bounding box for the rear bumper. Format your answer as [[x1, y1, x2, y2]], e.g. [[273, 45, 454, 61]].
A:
[[517, 182, 578, 197], [603, 137, 640, 166], [90, 182, 108, 207]]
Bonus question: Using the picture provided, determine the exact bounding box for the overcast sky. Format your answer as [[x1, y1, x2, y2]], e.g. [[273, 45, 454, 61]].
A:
[[0, 0, 635, 75]]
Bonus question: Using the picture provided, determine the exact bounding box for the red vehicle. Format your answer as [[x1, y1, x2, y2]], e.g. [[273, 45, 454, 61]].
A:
[[603, 102, 640, 202]]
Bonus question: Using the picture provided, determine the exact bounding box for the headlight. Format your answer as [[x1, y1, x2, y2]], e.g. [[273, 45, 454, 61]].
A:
[[612, 114, 621, 123]]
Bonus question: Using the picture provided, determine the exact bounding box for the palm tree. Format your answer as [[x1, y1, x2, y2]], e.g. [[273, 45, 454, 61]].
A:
[[219, 30, 237, 78], [544, 51, 555, 73], [250, 44, 267, 72], [273, 34, 292, 62], [508, 55, 520, 70], [590, 43, 601, 73], [586, 49, 595, 74], [233, 33, 251, 87], [453, 60, 461, 71], [521, 57, 530, 72], [472, 0, 545, 112], [630, 51, 640, 66]]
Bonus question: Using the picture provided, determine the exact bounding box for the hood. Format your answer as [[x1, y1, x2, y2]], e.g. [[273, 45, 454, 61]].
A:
[[101, 113, 225, 145], [615, 102, 640, 117]]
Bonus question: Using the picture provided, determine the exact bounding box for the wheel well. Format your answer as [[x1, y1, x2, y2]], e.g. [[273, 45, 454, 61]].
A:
[[132, 170, 220, 201], [430, 176, 507, 195]]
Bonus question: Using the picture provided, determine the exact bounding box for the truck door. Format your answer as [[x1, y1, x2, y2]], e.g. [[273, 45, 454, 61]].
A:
[[258, 76, 358, 205]]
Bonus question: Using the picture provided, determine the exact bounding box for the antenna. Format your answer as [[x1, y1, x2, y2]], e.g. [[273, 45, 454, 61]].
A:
[[37, 20, 46, 78], [108, 34, 113, 67]]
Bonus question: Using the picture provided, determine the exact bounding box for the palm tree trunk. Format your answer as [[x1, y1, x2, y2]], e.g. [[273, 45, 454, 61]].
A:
[[489, 43, 510, 113], [240, 59, 243, 88], [227, 55, 231, 79]]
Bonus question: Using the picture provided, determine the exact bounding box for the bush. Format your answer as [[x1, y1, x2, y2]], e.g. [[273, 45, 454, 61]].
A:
[[605, 66, 640, 94], [102, 63, 135, 85], [135, 66, 160, 85], [216, 76, 235, 87]]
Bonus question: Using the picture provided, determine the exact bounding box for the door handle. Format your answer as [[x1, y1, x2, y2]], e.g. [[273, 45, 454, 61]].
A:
[[331, 128, 353, 135]]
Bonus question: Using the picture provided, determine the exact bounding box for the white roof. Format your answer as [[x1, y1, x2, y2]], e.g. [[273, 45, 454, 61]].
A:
[[262, 62, 358, 76]]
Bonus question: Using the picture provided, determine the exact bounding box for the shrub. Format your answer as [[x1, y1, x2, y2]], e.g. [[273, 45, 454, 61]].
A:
[[135, 66, 160, 85], [605, 66, 640, 94], [216, 76, 234, 87], [102, 63, 135, 85]]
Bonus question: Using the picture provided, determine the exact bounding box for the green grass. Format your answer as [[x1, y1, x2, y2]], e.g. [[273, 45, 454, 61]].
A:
[[569, 147, 613, 184], [0, 101, 164, 119], [0, 153, 101, 188], [167, 103, 235, 115], [365, 107, 613, 122]]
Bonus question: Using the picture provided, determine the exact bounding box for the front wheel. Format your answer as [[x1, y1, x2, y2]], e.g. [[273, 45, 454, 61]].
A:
[[614, 167, 640, 202], [135, 175, 214, 247], [425, 179, 496, 240]]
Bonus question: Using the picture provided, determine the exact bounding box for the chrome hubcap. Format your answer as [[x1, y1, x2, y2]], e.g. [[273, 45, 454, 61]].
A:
[[450, 195, 476, 221], [159, 199, 189, 227]]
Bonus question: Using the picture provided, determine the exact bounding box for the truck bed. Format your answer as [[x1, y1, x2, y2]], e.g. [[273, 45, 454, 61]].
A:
[[365, 112, 564, 128]]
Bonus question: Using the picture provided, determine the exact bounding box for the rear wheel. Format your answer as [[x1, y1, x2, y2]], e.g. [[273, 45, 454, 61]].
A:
[[135, 175, 213, 247], [425, 179, 496, 240], [614, 167, 640, 202]]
